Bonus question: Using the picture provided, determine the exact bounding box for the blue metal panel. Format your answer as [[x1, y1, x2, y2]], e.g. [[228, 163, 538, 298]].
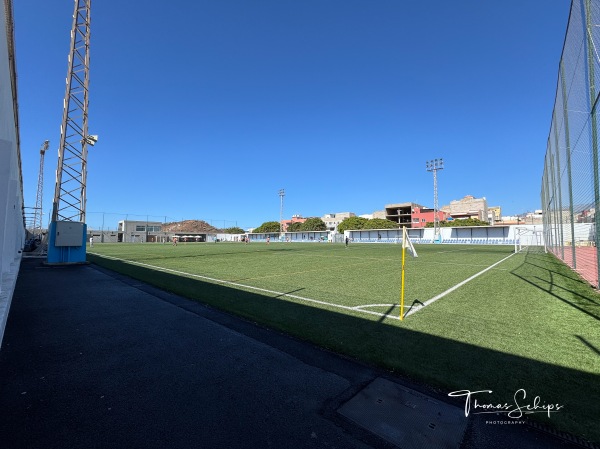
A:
[[47, 221, 87, 264]]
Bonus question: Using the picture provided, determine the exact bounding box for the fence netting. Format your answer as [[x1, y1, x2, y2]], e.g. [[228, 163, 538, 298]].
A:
[[542, 0, 600, 287]]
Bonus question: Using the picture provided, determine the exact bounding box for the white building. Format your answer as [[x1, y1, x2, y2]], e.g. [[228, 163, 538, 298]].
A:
[[321, 212, 356, 233]]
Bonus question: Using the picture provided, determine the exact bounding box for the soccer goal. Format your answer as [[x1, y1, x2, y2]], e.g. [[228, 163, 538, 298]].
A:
[[514, 226, 545, 253]]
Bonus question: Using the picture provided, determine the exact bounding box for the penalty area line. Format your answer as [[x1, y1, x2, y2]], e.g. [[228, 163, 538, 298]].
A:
[[89, 253, 400, 320], [404, 251, 518, 318]]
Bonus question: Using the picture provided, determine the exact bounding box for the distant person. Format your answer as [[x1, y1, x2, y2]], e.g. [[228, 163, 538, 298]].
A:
[[89, 236, 93, 247], [345, 236, 349, 248], [266, 236, 270, 245], [173, 237, 178, 246]]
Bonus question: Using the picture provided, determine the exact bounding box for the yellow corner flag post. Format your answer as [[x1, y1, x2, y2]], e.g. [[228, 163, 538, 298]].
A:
[[400, 232, 406, 320], [400, 226, 417, 321]]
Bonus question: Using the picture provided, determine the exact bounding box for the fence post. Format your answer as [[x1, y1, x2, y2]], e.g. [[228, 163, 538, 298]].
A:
[[552, 114, 565, 260], [585, 0, 600, 284], [549, 152, 558, 252], [560, 61, 577, 268]]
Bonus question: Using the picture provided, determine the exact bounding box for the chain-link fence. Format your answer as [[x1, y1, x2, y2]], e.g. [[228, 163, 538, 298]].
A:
[[84, 212, 240, 232], [541, 0, 600, 287]]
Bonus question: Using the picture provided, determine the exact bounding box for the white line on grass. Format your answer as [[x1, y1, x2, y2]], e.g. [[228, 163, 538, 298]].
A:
[[237, 259, 375, 281], [90, 253, 400, 320], [404, 251, 518, 318], [424, 260, 511, 269], [435, 248, 477, 254], [353, 303, 398, 310]]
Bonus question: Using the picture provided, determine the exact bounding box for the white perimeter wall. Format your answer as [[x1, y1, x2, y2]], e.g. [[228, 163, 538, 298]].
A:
[[546, 223, 595, 245], [0, 1, 25, 348], [345, 225, 545, 246]]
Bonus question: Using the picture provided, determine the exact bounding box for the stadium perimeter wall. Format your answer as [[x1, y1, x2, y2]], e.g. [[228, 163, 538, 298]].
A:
[[0, 0, 25, 348], [347, 225, 543, 246], [245, 226, 543, 246]]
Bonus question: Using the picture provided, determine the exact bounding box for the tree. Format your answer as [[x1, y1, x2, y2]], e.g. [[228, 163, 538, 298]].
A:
[[222, 227, 245, 234], [364, 218, 398, 230], [253, 221, 281, 233], [336, 216, 368, 233], [300, 217, 327, 231], [287, 222, 303, 232]]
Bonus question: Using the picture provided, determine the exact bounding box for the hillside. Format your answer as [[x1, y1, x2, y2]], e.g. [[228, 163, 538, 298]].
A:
[[162, 220, 219, 233]]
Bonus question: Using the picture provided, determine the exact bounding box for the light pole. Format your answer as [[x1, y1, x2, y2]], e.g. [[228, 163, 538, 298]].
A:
[[426, 159, 444, 239], [279, 189, 285, 234], [33, 140, 49, 238], [47, 0, 95, 264]]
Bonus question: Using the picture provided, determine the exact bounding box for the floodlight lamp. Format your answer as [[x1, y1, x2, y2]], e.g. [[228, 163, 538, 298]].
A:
[[84, 135, 99, 146]]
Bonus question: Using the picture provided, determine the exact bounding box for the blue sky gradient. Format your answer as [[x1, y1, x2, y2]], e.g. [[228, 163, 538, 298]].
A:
[[15, 1, 571, 230]]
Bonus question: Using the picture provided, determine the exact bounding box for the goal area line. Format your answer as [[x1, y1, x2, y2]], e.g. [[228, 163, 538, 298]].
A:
[[404, 251, 518, 318]]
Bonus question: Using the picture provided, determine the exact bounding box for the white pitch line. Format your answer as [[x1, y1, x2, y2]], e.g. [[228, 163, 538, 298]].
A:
[[353, 303, 399, 310], [90, 253, 400, 320], [404, 251, 518, 318]]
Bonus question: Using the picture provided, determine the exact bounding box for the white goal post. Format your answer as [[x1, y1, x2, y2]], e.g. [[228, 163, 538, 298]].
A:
[[514, 226, 545, 253]]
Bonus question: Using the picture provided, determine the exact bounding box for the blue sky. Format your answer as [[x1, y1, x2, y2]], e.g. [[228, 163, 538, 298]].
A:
[[15, 1, 571, 230]]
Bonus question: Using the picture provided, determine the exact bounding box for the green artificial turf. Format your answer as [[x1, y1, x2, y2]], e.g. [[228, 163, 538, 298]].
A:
[[88, 242, 600, 444]]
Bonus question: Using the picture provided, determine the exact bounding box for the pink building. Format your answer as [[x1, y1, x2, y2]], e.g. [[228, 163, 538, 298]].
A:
[[410, 206, 448, 228], [280, 215, 306, 231]]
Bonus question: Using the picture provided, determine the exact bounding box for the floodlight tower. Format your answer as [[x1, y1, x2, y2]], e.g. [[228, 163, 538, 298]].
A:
[[33, 140, 50, 237], [426, 158, 444, 240], [47, 0, 96, 264], [279, 189, 285, 234]]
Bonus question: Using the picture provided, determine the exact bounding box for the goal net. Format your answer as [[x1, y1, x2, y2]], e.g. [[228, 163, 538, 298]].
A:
[[514, 227, 545, 253]]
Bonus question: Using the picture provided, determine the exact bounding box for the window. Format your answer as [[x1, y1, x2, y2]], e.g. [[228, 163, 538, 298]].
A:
[[135, 225, 161, 232]]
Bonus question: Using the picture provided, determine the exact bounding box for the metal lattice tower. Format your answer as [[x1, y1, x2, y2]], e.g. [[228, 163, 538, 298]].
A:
[[279, 189, 285, 233], [426, 159, 444, 236], [33, 140, 50, 235], [51, 0, 94, 223]]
